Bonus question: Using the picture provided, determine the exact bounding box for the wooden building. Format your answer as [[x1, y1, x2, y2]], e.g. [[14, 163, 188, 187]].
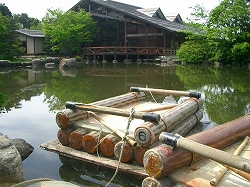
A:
[[71, 0, 186, 62], [16, 29, 44, 55]]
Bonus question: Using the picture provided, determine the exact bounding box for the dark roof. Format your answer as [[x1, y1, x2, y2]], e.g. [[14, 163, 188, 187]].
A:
[[16, 29, 44, 38], [72, 0, 186, 32]]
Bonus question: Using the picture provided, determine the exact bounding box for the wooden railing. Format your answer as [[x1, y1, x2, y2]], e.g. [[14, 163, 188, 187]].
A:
[[83, 47, 176, 57]]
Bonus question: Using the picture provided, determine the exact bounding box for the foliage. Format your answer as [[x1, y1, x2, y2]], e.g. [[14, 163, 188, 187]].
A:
[[0, 12, 22, 60], [177, 0, 250, 65], [41, 8, 97, 56], [0, 3, 12, 17], [13, 13, 41, 29], [0, 92, 4, 107]]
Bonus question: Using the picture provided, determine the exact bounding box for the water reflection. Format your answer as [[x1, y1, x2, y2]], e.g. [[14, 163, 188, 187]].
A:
[[0, 64, 250, 186], [58, 155, 143, 187]]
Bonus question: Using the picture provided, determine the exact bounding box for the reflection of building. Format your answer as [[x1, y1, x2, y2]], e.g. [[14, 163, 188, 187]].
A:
[[27, 69, 43, 84], [16, 29, 44, 55]]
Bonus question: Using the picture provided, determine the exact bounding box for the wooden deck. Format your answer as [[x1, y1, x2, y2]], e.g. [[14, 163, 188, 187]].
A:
[[83, 47, 176, 60], [40, 139, 148, 177]]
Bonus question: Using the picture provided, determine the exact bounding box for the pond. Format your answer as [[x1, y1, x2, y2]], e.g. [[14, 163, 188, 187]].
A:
[[0, 63, 250, 186]]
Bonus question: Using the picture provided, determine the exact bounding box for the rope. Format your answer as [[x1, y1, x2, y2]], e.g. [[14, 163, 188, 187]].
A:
[[11, 178, 55, 187], [146, 85, 157, 103], [105, 107, 135, 187]]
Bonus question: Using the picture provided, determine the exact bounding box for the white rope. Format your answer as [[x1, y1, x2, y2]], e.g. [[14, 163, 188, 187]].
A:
[[105, 107, 135, 187], [11, 178, 55, 187], [146, 85, 157, 103]]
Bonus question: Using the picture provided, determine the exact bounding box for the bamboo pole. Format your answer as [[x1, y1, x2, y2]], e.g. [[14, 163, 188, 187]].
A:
[[134, 98, 203, 147], [139, 104, 177, 112], [130, 86, 201, 98], [210, 136, 250, 186], [88, 111, 136, 146], [159, 133, 250, 174], [143, 114, 250, 179], [56, 92, 145, 129], [134, 110, 203, 165], [65, 102, 160, 123]]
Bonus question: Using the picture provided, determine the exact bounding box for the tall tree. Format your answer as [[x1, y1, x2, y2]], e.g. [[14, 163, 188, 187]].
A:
[[41, 8, 97, 56], [208, 0, 250, 65], [0, 3, 12, 17], [177, 0, 250, 65], [0, 12, 21, 59], [13, 13, 41, 29]]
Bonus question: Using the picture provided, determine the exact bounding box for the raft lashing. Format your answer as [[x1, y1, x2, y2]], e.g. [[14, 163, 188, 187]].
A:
[[54, 87, 204, 167]]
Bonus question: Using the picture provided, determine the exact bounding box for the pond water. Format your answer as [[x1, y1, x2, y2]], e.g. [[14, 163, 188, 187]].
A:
[[0, 63, 250, 186]]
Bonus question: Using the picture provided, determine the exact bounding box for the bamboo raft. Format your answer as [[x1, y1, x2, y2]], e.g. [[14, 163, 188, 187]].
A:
[[41, 87, 250, 186]]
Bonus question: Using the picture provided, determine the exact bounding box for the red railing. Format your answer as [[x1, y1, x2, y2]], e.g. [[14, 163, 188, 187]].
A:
[[83, 47, 176, 56]]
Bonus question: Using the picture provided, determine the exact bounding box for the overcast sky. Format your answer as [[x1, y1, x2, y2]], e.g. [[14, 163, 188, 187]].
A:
[[2, 0, 220, 21]]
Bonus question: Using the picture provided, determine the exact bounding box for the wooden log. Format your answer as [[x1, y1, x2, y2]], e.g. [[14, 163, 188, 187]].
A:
[[82, 131, 103, 154], [65, 102, 161, 123], [99, 134, 119, 157], [114, 141, 134, 163], [69, 129, 87, 150], [134, 142, 161, 166], [134, 98, 203, 147], [160, 133, 250, 174], [134, 110, 203, 165], [56, 108, 89, 129], [130, 86, 201, 98], [143, 114, 250, 179], [170, 110, 203, 136], [57, 129, 71, 146], [56, 92, 145, 129]]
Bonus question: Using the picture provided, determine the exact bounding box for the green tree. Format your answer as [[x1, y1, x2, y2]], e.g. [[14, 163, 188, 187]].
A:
[[13, 13, 41, 29], [177, 0, 250, 65], [41, 8, 97, 56], [0, 3, 12, 17], [208, 0, 250, 65], [0, 13, 21, 59]]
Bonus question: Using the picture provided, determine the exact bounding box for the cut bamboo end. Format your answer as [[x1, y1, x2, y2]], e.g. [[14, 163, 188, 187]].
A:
[[142, 177, 172, 187], [114, 141, 134, 163], [144, 151, 163, 178], [99, 134, 119, 157], [82, 131, 102, 154], [69, 129, 87, 150], [57, 129, 70, 146], [134, 145, 148, 165], [56, 112, 70, 129]]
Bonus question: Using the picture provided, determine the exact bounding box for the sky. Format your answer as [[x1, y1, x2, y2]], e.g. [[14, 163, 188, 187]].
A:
[[2, 0, 221, 21]]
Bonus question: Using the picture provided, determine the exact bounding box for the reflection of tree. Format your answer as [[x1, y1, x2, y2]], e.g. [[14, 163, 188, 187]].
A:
[[0, 70, 43, 111], [43, 71, 97, 111], [176, 65, 250, 124]]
